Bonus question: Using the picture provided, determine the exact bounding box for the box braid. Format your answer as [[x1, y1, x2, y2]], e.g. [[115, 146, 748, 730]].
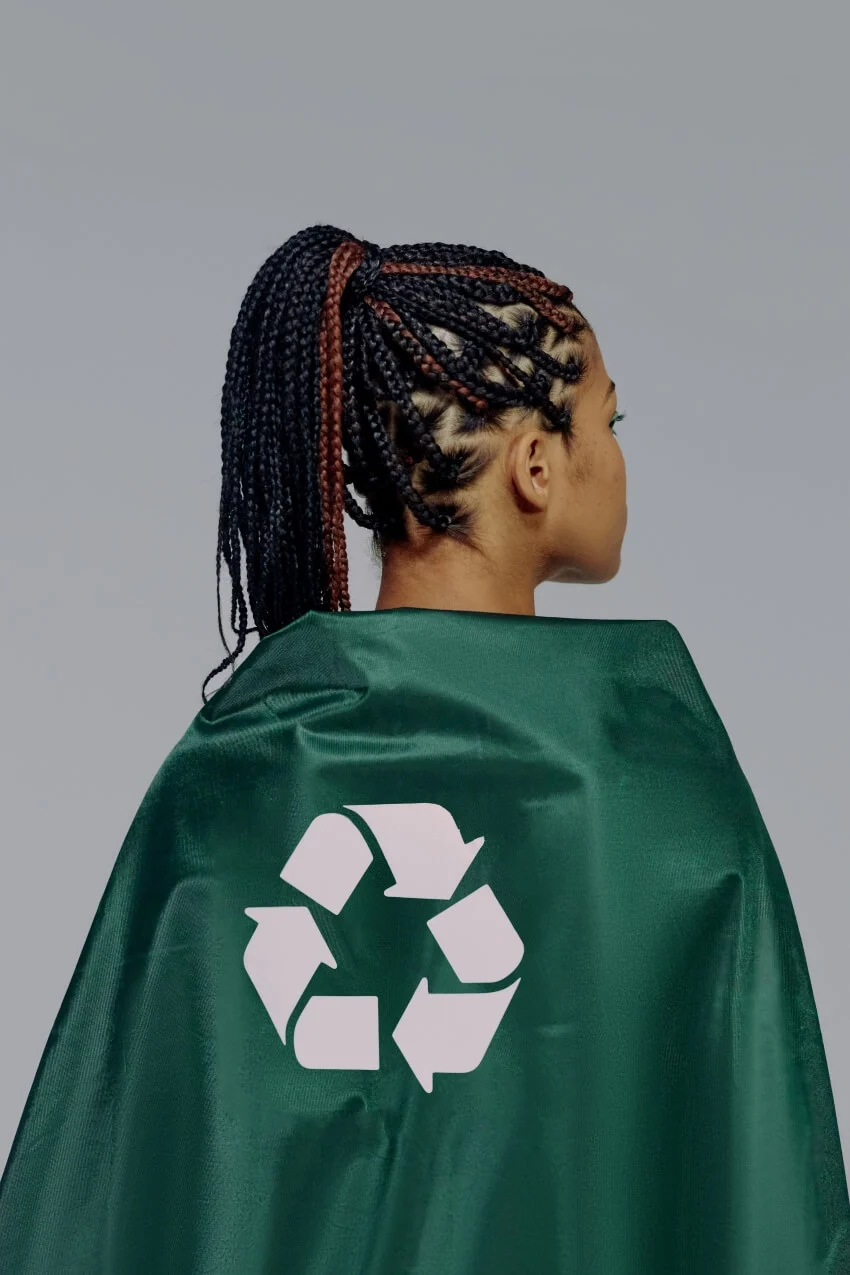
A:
[[202, 224, 591, 702]]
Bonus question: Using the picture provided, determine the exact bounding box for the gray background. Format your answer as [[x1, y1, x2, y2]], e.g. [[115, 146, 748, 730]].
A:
[[1, 0, 847, 1170]]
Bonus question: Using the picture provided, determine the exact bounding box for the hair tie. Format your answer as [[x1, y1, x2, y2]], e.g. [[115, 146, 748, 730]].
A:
[[345, 241, 385, 302]]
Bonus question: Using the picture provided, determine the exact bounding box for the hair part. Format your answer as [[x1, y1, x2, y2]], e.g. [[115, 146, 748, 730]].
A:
[[202, 225, 592, 702]]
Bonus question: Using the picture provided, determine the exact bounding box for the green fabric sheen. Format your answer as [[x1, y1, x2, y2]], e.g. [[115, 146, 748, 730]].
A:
[[1, 608, 848, 1274]]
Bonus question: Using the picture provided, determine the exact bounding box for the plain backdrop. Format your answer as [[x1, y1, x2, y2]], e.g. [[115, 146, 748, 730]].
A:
[[1, 0, 848, 1170]]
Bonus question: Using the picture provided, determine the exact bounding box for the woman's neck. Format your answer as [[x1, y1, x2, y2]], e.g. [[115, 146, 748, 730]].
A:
[[374, 539, 537, 616]]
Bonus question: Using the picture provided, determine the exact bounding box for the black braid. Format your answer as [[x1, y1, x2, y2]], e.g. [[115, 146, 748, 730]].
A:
[[389, 277, 585, 389], [380, 240, 546, 274], [202, 226, 342, 700], [340, 307, 380, 529], [365, 399, 452, 533], [347, 328, 447, 534], [202, 226, 590, 703], [360, 308, 459, 479], [381, 275, 584, 430]]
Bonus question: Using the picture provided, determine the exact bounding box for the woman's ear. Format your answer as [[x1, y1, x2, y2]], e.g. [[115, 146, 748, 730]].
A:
[[507, 428, 551, 513]]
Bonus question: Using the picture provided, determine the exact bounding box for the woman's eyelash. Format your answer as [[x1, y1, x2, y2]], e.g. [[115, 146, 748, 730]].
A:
[[609, 411, 626, 435]]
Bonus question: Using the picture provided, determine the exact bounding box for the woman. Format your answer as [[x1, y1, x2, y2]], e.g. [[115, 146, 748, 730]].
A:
[[1, 225, 848, 1273]]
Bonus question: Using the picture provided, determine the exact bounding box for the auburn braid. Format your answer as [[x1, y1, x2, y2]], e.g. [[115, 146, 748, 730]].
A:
[[202, 225, 590, 703]]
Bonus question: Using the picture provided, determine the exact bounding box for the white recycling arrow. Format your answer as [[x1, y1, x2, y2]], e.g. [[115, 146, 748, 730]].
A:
[[426, 884, 524, 983], [243, 906, 336, 1045], [293, 996, 380, 1070], [392, 976, 521, 1093], [280, 812, 373, 914], [344, 803, 484, 899]]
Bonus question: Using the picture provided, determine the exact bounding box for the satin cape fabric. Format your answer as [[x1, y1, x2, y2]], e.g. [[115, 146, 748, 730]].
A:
[[1, 608, 848, 1273]]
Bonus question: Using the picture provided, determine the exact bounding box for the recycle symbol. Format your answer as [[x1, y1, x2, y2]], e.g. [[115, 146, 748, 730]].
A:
[[243, 802, 524, 1093]]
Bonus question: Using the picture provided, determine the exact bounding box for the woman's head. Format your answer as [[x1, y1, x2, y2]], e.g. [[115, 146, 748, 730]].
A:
[[203, 225, 626, 700], [396, 316, 627, 586]]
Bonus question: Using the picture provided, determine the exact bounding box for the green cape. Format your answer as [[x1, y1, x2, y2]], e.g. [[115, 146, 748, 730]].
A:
[[1, 608, 848, 1273]]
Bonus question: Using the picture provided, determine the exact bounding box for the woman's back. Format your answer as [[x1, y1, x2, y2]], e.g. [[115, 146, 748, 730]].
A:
[[3, 607, 847, 1272]]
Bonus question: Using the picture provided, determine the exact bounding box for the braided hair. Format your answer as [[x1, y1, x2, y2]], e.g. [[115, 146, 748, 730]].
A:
[[201, 224, 592, 702]]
